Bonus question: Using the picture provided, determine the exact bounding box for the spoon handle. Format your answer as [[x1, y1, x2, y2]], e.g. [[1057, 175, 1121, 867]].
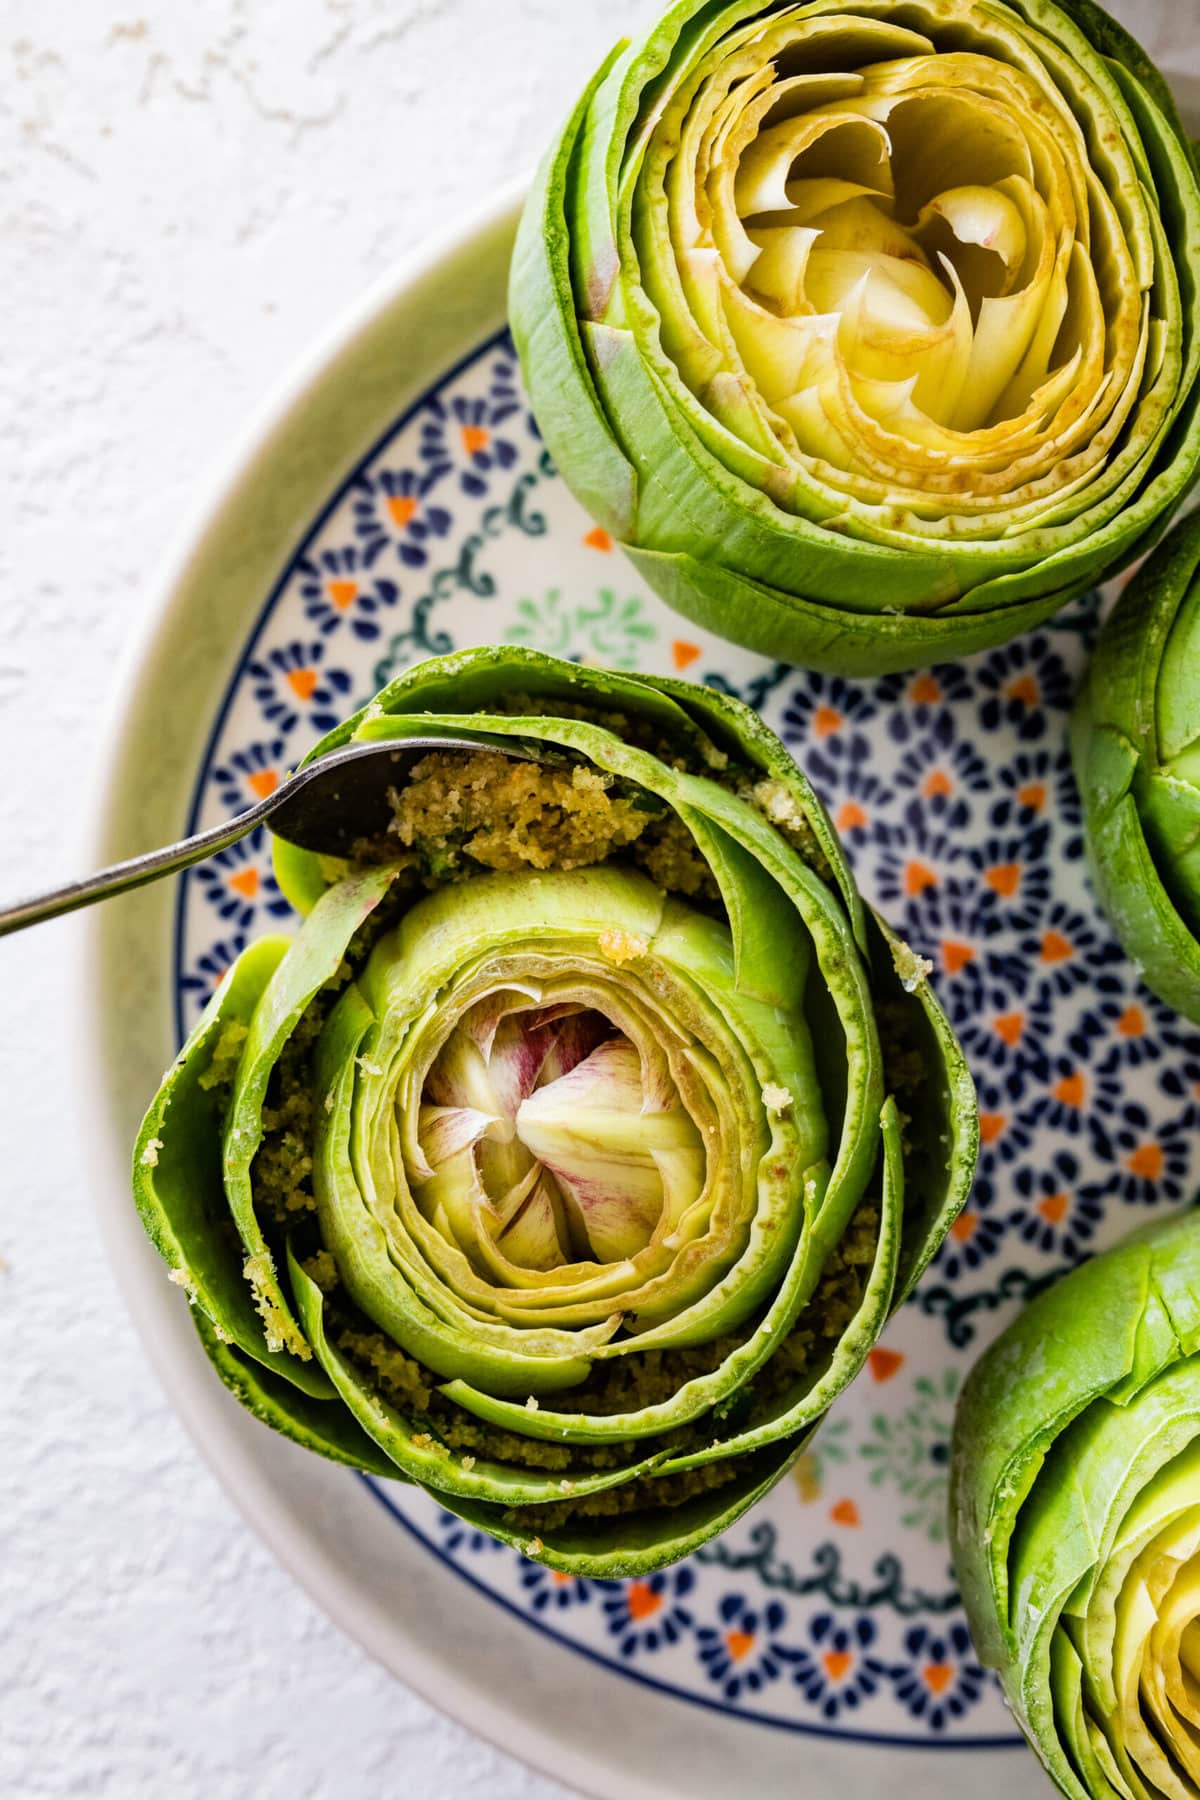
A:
[[0, 800, 273, 938]]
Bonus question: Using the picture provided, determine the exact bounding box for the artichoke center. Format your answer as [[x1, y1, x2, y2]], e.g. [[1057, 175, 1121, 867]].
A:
[[647, 13, 1140, 491], [737, 99, 1065, 438], [414, 996, 706, 1274]]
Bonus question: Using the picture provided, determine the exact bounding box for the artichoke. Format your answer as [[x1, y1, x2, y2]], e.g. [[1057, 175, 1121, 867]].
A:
[[510, 0, 1200, 676], [1073, 511, 1200, 1027], [951, 1205, 1200, 1800], [134, 646, 976, 1575]]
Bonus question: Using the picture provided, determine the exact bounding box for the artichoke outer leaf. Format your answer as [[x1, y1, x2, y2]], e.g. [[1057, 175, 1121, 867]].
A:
[[869, 911, 980, 1302], [1046, 0, 1200, 167], [431, 1435, 800, 1583], [508, 44, 638, 542], [133, 934, 332, 1399], [622, 544, 1069, 679], [190, 1307, 400, 1479], [1074, 514, 1200, 1021], [220, 864, 402, 1373], [1076, 757, 1200, 1027], [672, 807, 810, 1010], [648, 666, 866, 946], [287, 1251, 669, 1507], [661, 1097, 903, 1476]]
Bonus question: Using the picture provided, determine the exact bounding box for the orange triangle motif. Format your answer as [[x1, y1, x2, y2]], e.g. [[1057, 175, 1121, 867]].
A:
[[228, 869, 260, 899], [837, 802, 867, 832], [823, 1650, 853, 1682], [584, 525, 613, 551], [942, 941, 974, 975], [979, 1112, 1006, 1144], [1041, 930, 1072, 963], [625, 1581, 662, 1621], [461, 424, 490, 456], [994, 1012, 1024, 1047], [671, 640, 701, 671], [924, 1663, 954, 1695], [985, 863, 1020, 897], [725, 1631, 755, 1663], [247, 770, 279, 799], [287, 668, 318, 701], [1054, 1072, 1085, 1108], [1127, 1144, 1164, 1181], [386, 495, 419, 529], [909, 675, 940, 704], [906, 861, 938, 896], [868, 1347, 904, 1381], [327, 579, 358, 611]]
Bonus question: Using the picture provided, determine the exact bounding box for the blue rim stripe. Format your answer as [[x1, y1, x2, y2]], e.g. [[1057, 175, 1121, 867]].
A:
[[362, 1479, 1022, 1752]]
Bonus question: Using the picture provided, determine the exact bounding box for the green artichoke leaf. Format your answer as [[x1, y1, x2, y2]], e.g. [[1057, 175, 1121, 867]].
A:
[[288, 1252, 670, 1507], [221, 864, 401, 1373], [190, 1307, 401, 1479], [622, 544, 1065, 679], [868, 911, 979, 1302], [510, 42, 639, 542], [1075, 514, 1200, 1024], [133, 933, 332, 1397], [430, 1435, 802, 1582], [511, 0, 1200, 673], [661, 1095, 903, 1475]]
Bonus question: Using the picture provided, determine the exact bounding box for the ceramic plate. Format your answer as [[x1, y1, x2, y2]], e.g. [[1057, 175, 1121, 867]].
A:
[[82, 188, 1200, 1799]]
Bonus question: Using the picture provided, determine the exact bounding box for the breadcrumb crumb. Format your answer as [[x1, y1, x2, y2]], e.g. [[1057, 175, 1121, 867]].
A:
[[243, 1252, 311, 1360], [598, 928, 649, 966], [891, 943, 934, 993]]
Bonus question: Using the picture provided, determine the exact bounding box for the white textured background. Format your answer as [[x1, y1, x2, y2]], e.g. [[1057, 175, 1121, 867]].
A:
[[0, 5, 655, 1796], [3, 2, 1196, 1797]]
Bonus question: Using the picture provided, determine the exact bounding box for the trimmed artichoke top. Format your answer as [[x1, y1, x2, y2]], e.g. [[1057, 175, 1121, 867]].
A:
[[1074, 512, 1200, 1028], [510, 0, 1200, 675], [134, 647, 976, 1576], [951, 1205, 1200, 1800]]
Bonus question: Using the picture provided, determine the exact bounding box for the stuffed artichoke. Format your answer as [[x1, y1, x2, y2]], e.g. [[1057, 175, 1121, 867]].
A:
[[951, 1205, 1200, 1800], [1073, 512, 1200, 1026], [510, 0, 1200, 675], [135, 647, 975, 1575]]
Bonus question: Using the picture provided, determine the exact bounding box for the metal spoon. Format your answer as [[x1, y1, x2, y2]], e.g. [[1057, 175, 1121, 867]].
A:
[[0, 733, 551, 938]]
